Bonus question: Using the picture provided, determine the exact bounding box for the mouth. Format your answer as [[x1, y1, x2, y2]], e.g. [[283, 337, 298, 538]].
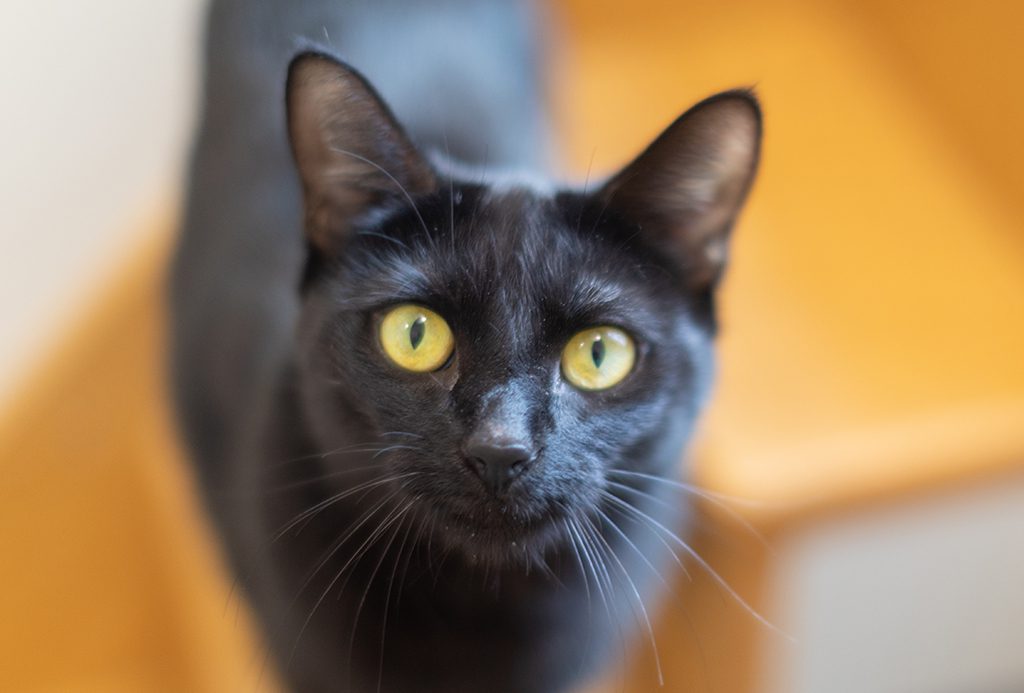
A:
[[383, 451, 595, 566], [417, 493, 571, 565]]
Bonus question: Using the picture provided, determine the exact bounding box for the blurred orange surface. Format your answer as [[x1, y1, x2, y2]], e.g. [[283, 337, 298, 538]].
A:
[[1, 2, 1022, 691]]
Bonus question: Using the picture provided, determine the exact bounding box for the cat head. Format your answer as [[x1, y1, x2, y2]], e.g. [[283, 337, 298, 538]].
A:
[[285, 53, 760, 565]]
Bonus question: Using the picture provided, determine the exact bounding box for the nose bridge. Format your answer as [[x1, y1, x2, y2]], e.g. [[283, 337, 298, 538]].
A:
[[456, 289, 544, 447], [462, 377, 541, 495], [468, 377, 535, 447]]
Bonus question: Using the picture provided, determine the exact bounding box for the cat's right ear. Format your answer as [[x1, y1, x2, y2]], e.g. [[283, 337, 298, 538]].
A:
[[597, 90, 762, 290], [286, 53, 437, 253]]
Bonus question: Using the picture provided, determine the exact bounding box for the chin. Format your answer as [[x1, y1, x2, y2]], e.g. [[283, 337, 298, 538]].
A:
[[414, 489, 584, 568]]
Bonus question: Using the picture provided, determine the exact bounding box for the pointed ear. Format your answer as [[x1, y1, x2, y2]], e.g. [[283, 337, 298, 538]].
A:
[[598, 90, 762, 289], [286, 52, 437, 253]]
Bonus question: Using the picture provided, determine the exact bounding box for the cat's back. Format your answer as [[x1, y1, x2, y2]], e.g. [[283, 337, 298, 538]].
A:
[[169, 0, 549, 500]]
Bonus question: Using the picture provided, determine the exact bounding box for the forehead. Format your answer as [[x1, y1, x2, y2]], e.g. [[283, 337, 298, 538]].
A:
[[336, 183, 676, 338], [447, 187, 608, 300]]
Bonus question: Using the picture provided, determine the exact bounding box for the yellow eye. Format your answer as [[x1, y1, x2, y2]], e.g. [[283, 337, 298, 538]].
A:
[[561, 326, 636, 391], [379, 304, 454, 372]]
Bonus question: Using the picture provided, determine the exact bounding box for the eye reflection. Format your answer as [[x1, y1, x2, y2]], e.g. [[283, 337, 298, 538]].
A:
[[561, 326, 635, 391], [379, 304, 453, 372]]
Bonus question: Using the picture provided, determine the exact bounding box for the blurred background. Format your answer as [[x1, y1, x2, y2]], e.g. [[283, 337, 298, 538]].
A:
[[1, 1, 1022, 692]]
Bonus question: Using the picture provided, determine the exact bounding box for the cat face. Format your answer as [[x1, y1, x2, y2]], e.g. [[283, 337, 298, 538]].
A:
[[286, 53, 760, 565]]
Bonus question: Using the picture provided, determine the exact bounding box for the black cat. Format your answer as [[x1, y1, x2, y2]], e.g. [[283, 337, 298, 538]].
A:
[[170, 2, 761, 691]]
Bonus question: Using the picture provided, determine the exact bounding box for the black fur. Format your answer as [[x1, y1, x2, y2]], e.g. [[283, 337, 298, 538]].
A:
[[240, 180, 711, 692], [170, 3, 760, 691]]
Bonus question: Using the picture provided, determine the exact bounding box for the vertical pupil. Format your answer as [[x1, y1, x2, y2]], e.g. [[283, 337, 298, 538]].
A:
[[591, 337, 606, 368], [409, 317, 426, 350]]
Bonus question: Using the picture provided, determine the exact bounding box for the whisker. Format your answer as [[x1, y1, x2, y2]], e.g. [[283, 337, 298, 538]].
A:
[[602, 492, 791, 640], [394, 513, 429, 612], [603, 492, 692, 582], [332, 500, 411, 606], [606, 471, 774, 553], [567, 516, 612, 619], [605, 478, 672, 510], [601, 501, 715, 691], [583, 514, 663, 686], [370, 444, 423, 459], [265, 442, 396, 471], [575, 515, 629, 691], [562, 517, 601, 686], [607, 469, 771, 508], [602, 501, 714, 692], [272, 472, 418, 542], [292, 490, 403, 606], [376, 510, 417, 693], [263, 464, 386, 494], [575, 147, 598, 234], [328, 147, 431, 237], [346, 501, 414, 678], [289, 499, 412, 668], [595, 506, 667, 589], [445, 133, 457, 258], [355, 230, 409, 249], [562, 517, 592, 609], [223, 471, 407, 613]]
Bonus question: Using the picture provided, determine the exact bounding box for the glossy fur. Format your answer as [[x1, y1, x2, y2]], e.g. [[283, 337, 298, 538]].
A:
[[170, 2, 760, 692]]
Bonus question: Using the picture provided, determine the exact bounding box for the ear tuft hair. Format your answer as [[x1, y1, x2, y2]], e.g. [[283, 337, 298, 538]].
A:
[[599, 90, 762, 289], [286, 52, 437, 253]]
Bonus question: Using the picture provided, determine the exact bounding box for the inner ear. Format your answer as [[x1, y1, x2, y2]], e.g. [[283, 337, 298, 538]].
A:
[[286, 52, 437, 254], [598, 90, 762, 289]]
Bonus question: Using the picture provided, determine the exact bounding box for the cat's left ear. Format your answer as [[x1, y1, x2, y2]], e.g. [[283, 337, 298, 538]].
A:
[[286, 52, 437, 253], [598, 90, 762, 289]]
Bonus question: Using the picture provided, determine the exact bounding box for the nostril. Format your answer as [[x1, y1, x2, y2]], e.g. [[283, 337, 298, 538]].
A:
[[464, 442, 532, 468], [464, 456, 487, 477], [462, 441, 535, 493]]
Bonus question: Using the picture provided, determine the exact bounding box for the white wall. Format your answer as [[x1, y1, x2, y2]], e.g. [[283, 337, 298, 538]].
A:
[[763, 477, 1024, 693], [0, 0, 204, 403]]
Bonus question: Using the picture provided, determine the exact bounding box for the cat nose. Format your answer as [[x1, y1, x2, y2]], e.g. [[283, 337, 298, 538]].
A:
[[463, 439, 535, 495]]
